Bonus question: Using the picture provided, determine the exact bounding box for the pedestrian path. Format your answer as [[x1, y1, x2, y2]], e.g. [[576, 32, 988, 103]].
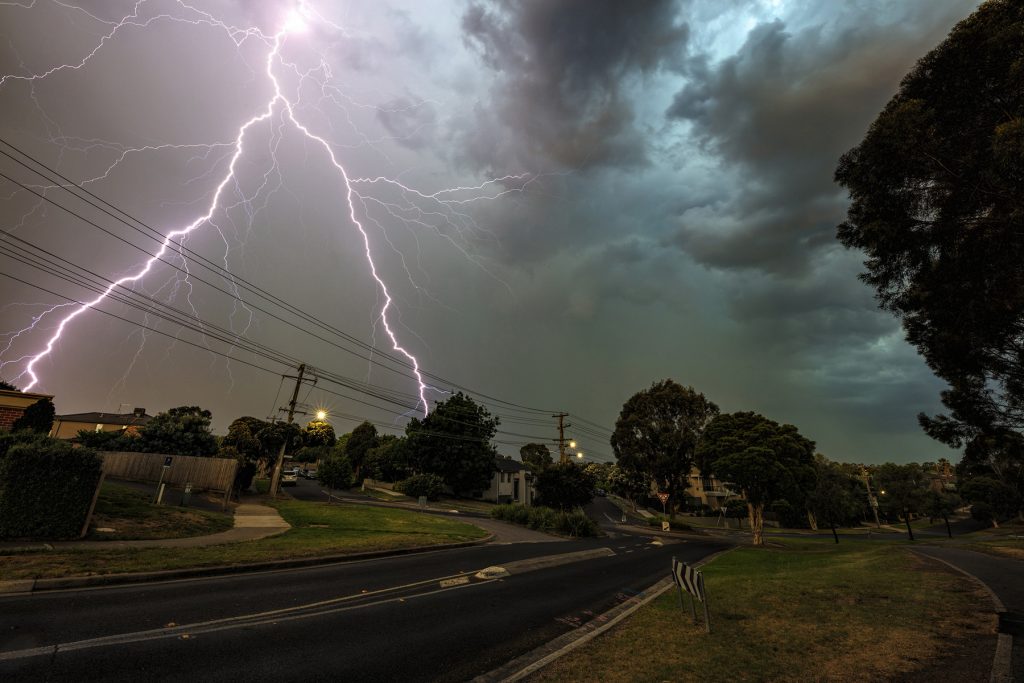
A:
[[915, 545, 1023, 682]]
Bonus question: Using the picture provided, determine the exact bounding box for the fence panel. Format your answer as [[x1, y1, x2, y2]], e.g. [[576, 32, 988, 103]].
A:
[[100, 451, 237, 493]]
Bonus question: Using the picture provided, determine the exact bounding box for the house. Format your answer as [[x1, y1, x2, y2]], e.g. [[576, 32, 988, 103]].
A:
[[482, 456, 536, 505], [0, 388, 55, 431], [50, 407, 152, 440], [683, 466, 737, 511]]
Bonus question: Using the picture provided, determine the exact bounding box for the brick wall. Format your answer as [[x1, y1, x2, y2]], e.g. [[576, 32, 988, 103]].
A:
[[0, 406, 25, 431]]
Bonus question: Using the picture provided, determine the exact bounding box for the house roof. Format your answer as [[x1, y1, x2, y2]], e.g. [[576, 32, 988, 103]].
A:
[[55, 412, 152, 426], [495, 456, 527, 473]]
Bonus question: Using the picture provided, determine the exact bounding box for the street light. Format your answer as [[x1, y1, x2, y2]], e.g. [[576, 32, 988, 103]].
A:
[[569, 441, 576, 449], [315, 409, 327, 421], [576, 451, 584, 460]]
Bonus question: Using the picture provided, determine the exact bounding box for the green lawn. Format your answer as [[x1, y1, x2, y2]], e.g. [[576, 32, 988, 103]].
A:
[[88, 481, 233, 541], [0, 500, 488, 580], [530, 539, 993, 682]]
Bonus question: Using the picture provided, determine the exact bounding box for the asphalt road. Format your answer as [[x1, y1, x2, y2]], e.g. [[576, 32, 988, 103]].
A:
[[1, 516, 727, 681]]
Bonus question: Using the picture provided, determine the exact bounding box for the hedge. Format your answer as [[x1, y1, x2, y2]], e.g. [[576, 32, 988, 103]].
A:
[[0, 434, 103, 539], [394, 473, 445, 501], [491, 503, 599, 537]]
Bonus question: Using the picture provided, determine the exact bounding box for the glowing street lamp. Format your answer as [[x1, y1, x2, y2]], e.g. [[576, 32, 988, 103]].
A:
[[315, 409, 327, 421]]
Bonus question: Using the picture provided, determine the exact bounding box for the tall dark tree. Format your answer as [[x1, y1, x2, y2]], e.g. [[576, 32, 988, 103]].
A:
[[696, 412, 816, 546], [611, 380, 718, 518], [534, 462, 596, 510], [11, 398, 55, 434], [344, 421, 379, 479], [0, 379, 17, 391], [404, 392, 498, 496], [835, 1, 1024, 495], [362, 435, 410, 482], [807, 456, 867, 544], [519, 442, 553, 473], [874, 463, 930, 540]]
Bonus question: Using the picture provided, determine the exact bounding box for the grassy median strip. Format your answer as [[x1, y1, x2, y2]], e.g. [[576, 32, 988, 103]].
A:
[[0, 501, 488, 580], [530, 539, 993, 682]]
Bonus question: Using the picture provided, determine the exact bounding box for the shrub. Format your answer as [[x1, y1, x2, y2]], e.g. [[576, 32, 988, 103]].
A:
[[394, 473, 445, 500], [490, 503, 599, 537], [0, 435, 102, 539], [11, 398, 55, 434]]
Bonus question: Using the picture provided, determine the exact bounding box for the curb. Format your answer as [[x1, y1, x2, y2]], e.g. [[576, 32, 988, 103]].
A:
[[473, 546, 737, 683], [911, 548, 1013, 683], [0, 534, 495, 595]]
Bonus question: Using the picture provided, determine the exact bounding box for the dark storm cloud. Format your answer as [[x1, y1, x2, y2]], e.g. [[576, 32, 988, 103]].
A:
[[666, 6, 972, 276], [460, 0, 689, 171]]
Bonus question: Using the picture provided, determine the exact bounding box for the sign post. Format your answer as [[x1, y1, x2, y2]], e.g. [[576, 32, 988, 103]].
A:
[[671, 556, 711, 633], [657, 491, 670, 516], [154, 456, 173, 504]]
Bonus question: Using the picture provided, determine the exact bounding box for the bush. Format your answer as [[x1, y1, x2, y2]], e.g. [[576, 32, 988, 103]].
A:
[[318, 453, 354, 490], [394, 473, 445, 501], [491, 503, 599, 537], [0, 435, 102, 539]]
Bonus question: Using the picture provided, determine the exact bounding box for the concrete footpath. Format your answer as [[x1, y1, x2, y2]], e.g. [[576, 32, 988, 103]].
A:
[[915, 546, 1024, 683]]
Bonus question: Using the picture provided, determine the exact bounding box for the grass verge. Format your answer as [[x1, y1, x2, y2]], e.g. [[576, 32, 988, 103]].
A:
[[530, 539, 994, 682], [0, 500, 488, 580], [87, 481, 232, 541]]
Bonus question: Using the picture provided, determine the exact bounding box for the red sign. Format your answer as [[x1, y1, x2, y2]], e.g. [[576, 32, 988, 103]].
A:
[[657, 492, 670, 505]]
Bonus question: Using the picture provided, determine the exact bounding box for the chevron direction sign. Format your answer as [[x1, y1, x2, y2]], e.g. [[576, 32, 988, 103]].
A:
[[671, 556, 711, 632]]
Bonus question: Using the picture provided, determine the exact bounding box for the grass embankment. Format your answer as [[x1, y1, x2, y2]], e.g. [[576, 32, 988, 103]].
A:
[[0, 500, 488, 580], [962, 520, 1024, 559], [88, 482, 232, 541], [531, 539, 993, 682]]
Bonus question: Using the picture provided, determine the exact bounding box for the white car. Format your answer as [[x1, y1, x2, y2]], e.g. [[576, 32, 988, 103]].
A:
[[280, 468, 299, 486]]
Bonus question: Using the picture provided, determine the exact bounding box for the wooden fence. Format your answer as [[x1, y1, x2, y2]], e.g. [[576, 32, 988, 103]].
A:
[[100, 451, 237, 504]]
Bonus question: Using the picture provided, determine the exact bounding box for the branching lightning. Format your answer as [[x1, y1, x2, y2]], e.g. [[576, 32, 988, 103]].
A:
[[0, 0, 537, 416]]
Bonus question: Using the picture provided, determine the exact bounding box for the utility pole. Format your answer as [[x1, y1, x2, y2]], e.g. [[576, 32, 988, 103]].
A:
[[861, 465, 881, 529], [270, 363, 305, 498], [553, 412, 570, 464]]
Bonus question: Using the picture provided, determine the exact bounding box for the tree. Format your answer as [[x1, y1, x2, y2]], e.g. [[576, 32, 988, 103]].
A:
[[606, 463, 651, 510], [303, 420, 336, 448], [0, 379, 18, 391], [724, 499, 747, 528], [923, 489, 962, 538], [362, 435, 410, 483], [11, 398, 55, 434], [584, 461, 614, 491], [696, 412, 816, 546], [835, 1, 1024, 490], [221, 417, 300, 490], [134, 406, 217, 456], [807, 457, 867, 544], [611, 380, 718, 518], [345, 421, 379, 480], [874, 463, 929, 540], [520, 443, 553, 474], [318, 452, 354, 490], [404, 392, 498, 496], [534, 462, 596, 510], [960, 476, 1020, 528]]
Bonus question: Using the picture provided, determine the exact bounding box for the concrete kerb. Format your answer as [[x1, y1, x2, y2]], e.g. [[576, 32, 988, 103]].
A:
[[910, 548, 1013, 683], [0, 533, 495, 595], [473, 546, 738, 683]]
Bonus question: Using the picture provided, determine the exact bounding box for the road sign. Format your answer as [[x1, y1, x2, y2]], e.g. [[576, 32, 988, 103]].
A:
[[671, 556, 711, 632], [662, 521, 671, 532], [163, 456, 173, 467], [657, 492, 670, 505]]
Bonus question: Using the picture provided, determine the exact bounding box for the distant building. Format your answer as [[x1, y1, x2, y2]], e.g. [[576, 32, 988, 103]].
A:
[[483, 456, 536, 506], [50, 407, 152, 440], [0, 388, 55, 432], [684, 467, 737, 511]]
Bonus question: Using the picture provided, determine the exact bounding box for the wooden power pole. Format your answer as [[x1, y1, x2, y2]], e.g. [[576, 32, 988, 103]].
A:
[[553, 412, 571, 464], [270, 363, 305, 497]]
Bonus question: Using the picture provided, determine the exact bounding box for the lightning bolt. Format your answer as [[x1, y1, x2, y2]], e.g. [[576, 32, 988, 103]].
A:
[[0, 1, 538, 415]]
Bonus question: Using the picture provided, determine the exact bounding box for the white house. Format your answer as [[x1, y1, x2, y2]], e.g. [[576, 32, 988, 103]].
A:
[[482, 456, 535, 505]]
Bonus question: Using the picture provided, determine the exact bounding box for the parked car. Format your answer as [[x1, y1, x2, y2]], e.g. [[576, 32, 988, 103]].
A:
[[300, 468, 317, 479], [281, 468, 299, 486]]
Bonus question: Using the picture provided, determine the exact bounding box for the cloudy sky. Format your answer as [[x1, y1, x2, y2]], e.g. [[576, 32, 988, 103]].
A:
[[0, 0, 980, 463]]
